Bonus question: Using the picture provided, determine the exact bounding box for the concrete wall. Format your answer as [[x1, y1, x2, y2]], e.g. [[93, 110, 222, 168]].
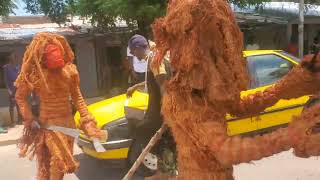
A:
[[286, 17, 320, 53], [244, 24, 287, 50], [74, 38, 99, 98]]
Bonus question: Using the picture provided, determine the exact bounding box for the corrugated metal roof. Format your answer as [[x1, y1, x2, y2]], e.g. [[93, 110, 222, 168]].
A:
[[0, 27, 78, 41], [0, 24, 20, 28], [233, 2, 320, 19]]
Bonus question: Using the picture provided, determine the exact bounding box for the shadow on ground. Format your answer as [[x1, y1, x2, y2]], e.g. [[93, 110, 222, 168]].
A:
[[74, 153, 144, 180]]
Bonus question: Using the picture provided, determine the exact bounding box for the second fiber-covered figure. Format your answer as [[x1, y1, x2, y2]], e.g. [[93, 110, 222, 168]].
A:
[[152, 0, 320, 179], [15, 32, 106, 180]]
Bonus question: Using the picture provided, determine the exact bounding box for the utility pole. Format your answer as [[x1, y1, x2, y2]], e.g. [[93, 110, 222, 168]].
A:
[[299, 0, 304, 58]]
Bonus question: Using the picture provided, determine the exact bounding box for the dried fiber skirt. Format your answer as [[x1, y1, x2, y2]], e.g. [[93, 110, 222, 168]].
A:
[[35, 129, 79, 179]]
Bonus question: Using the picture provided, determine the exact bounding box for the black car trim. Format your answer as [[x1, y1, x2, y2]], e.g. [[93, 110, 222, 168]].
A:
[[78, 137, 133, 151], [227, 104, 305, 123], [238, 123, 289, 137], [103, 117, 128, 128]]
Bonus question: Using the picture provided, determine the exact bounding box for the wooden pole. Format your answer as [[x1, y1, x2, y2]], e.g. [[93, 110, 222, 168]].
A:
[[123, 124, 168, 180], [299, 0, 305, 58]]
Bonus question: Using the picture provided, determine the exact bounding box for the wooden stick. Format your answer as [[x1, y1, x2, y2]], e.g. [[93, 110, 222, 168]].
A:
[[123, 124, 168, 180]]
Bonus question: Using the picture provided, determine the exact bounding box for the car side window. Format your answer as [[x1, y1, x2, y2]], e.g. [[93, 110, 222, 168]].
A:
[[247, 54, 293, 88]]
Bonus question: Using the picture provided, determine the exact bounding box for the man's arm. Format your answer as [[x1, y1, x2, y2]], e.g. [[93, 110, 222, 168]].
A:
[[127, 81, 146, 97], [162, 95, 293, 167], [151, 61, 168, 95]]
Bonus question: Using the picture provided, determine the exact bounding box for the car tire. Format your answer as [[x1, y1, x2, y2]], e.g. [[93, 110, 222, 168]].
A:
[[127, 139, 157, 177]]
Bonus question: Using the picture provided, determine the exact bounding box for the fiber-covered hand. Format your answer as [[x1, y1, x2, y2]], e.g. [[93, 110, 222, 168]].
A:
[[301, 53, 320, 80], [289, 104, 320, 158], [80, 116, 108, 141]]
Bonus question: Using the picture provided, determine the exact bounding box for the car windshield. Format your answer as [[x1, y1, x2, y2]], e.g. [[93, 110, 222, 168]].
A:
[[278, 51, 301, 63]]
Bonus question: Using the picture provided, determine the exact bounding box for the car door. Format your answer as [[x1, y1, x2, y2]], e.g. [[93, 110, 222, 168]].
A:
[[226, 53, 266, 136], [228, 53, 309, 136], [226, 54, 262, 136]]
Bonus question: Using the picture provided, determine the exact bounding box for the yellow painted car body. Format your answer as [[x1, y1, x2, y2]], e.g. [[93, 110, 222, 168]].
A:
[[74, 50, 309, 160]]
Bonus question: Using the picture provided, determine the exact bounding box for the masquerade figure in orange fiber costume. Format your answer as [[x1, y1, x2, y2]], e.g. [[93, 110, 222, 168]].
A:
[[152, 0, 320, 179], [15, 32, 106, 180]]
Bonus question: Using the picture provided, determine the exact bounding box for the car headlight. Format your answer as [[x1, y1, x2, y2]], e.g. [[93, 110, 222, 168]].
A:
[[103, 118, 130, 141]]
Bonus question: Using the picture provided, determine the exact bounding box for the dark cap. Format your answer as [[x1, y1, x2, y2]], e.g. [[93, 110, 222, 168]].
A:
[[128, 34, 149, 52]]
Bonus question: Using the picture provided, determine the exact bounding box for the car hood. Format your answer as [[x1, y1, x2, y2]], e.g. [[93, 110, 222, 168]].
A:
[[75, 94, 127, 128]]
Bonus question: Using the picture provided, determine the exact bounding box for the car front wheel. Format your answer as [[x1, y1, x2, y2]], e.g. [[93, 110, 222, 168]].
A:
[[127, 139, 157, 177]]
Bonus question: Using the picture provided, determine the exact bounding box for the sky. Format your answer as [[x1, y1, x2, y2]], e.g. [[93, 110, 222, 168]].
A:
[[12, 0, 33, 16]]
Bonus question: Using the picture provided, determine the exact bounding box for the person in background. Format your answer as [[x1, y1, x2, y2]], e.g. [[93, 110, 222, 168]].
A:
[[286, 36, 298, 57], [126, 35, 176, 176], [310, 37, 320, 54], [3, 52, 22, 127], [127, 40, 148, 86]]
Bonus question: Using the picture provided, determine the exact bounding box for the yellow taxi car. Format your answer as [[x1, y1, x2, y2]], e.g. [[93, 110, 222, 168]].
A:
[[74, 50, 309, 162]]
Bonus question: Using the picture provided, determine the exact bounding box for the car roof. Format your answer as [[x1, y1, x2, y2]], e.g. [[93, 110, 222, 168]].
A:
[[243, 50, 283, 57]]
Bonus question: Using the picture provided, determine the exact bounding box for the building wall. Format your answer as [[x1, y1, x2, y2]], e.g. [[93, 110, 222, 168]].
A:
[[244, 24, 287, 50], [93, 35, 125, 96], [74, 38, 99, 98], [287, 17, 320, 54]]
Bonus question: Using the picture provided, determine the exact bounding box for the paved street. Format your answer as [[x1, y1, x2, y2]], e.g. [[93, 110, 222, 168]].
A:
[[234, 149, 320, 180], [0, 145, 143, 180], [1, 144, 320, 180]]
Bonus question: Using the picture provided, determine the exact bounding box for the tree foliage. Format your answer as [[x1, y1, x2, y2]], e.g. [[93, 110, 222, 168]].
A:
[[76, 0, 167, 36], [0, 0, 16, 16], [23, 0, 75, 25], [2, 0, 283, 33], [22, 0, 288, 35]]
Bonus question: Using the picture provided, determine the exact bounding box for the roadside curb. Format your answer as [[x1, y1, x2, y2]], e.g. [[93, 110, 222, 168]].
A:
[[0, 125, 23, 147], [0, 139, 18, 147]]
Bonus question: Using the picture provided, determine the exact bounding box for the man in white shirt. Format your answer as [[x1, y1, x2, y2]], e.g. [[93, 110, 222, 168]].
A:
[[127, 46, 148, 85]]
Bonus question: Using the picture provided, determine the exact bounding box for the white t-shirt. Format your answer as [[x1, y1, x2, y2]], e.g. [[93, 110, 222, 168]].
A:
[[127, 47, 147, 73]]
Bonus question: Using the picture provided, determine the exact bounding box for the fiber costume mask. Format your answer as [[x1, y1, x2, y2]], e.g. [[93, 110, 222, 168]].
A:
[[15, 32, 105, 180], [44, 44, 65, 70]]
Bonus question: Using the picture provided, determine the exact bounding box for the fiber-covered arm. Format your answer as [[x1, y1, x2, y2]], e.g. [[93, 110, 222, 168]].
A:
[[231, 67, 320, 117], [68, 65, 106, 140], [15, 81, 33, 125], [196, 121, 292, 166]]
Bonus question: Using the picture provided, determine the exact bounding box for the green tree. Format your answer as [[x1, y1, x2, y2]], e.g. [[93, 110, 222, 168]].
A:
[[75, 0, 273, 36], [22, 0, 273, 36], [76, 0, 167, 36], [23, 0, 75, 25], [0, 0, 16, 16]]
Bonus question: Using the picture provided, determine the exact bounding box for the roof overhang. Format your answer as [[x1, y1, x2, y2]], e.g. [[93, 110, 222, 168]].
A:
[[233, 2, 320, 26]]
